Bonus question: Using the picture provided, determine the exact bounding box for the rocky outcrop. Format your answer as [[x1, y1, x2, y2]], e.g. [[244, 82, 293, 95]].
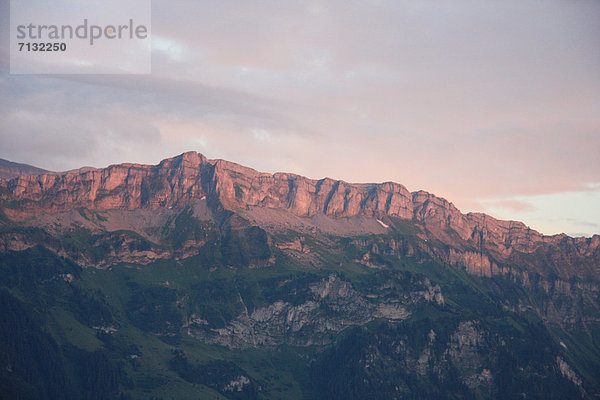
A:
[[1, 151, 599, 279], [0, 152, 440, 223], [1, 152, 210, 217], [188, 274, 441, 348], [445, 321, 496, 396], [557, 356, 583, 388]]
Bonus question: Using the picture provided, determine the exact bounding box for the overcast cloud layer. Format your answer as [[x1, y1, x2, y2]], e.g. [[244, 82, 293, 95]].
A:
[[1, 0, 599, 236]]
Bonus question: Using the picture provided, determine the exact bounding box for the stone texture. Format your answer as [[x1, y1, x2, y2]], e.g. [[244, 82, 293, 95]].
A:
[[2, 151, 599, 279]]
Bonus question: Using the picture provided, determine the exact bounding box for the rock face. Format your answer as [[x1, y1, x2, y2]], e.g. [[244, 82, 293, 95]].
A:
[[0, 158, 48, 180], [1, 152, 599, 399], [2, 151, 599, 280], [1, 152, 210, 215], [1, 152, 414, 219], [190, 274, 441, 349], [0, 152, 580, 239]]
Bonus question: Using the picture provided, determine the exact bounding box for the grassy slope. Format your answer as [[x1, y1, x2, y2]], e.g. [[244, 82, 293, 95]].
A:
[[0, 212, 599, 399]]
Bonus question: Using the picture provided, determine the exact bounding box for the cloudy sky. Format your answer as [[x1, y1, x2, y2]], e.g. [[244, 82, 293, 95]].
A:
[[1, 0, 599, 236]]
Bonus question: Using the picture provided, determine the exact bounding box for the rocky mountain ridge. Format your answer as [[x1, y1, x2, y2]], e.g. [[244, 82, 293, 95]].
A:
[[0, 158, 48, 180], [1, 153, 599, 399], [1, 152, 598, 280]]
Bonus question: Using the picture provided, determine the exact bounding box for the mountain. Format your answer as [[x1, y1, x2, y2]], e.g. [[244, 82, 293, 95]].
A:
[[3, 151, 598, 279], [0, 158, 48, 180], [1, 151, 599, 399]]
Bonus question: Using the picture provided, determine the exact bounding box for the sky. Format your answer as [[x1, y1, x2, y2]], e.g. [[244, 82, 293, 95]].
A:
[[0, 0, 599, 236]]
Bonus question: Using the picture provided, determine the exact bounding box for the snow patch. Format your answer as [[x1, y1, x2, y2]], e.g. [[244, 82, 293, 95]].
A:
[[376, 219, 390, 228]]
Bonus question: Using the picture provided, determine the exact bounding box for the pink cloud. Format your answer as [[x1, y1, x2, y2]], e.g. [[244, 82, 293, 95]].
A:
[[1, 0, 599, 234], [481, 199, 536, 213]]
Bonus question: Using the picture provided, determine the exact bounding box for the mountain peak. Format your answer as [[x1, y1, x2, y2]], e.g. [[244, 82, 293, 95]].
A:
[[0, 152, 570, 236], [170, 150, 207, 165], [1, 151, 598, 279]]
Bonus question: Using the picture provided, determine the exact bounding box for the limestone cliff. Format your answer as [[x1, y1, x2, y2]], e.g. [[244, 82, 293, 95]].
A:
[[1, 151, 598, 279]]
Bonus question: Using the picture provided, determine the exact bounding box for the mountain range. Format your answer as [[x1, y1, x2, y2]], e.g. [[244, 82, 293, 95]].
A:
[[0, 158, 48, 180], [1, 152, 599, 399]]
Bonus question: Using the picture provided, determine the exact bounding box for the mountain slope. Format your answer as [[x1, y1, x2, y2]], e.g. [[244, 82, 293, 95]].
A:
[[2, 151, 598, 279], [0, 158, 48, 180], [0, 151, 599, 399]]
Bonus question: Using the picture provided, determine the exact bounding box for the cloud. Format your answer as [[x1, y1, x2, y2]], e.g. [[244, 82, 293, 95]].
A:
[[481, 199, 536, 213], [477, 189, 600, 236], [0, 0, 599, 235]]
